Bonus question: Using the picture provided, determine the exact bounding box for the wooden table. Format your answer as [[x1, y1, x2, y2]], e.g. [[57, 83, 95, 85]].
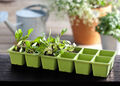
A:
[[0, 54, 120, 85]]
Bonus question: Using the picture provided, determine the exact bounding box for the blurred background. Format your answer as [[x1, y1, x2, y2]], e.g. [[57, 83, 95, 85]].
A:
[[1, 0, 118, 54], [0, 0, 74, 54]]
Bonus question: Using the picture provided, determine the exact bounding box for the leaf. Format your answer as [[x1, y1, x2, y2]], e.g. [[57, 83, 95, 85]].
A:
[[47, 36, 55, 43], [32, 42, 37, 47], [21, 35, 29, 40], [14, 46, 18, 51], [38, 44, 46, 54], [25, 40, 31, 47], [15, 29, 23, 42], [33, 36, 42, 43], [15, 31, 19, 42], [27, 28, 34, 36], [58, 43, 65, 49], [18, 29, 23, 37], [60, 28, 67, 36], [55, 36, 60, 44], [21, 28, 33, 41]]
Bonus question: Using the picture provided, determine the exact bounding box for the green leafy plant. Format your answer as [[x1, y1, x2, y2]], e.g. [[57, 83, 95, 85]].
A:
[[50, 0, 120, 25], [25, 40, 41, 54], [25, 35, 47, 54], [15, 28, 33, 43], [13, 28, 34, 52], [96, 11, 120, 41], [43, 28, 76, 56], [25, 28, 77, 56]]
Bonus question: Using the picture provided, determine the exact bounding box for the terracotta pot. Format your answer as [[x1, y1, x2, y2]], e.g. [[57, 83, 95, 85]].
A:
[[70, 5, 112, 45]]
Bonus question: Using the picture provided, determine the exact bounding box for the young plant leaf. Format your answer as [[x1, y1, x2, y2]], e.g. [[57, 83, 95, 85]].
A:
[[15, 29, 23, 43], [60, 28, 67, 36], [28, 28, 34, 36], [25, 40, 31, 48]]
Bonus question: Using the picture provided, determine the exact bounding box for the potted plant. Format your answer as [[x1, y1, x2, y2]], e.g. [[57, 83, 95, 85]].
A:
[[25, 39, 42, 68], [8, 28, 33, 65], [39, 33, 61, 70], [50, 0, 120, 45], [96, 11, 120, 52]]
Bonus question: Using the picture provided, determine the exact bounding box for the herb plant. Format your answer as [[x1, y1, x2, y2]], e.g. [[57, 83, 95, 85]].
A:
[[25, 40, 41, 54], [25, 28, 77, 56], [96, 11, 120, 41], [43, 28, 76, 56], [13, 28, 34, 52]]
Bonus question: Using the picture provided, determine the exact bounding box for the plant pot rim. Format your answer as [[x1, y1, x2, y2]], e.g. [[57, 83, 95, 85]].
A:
[[8, 45, 25, 54], [25, 52, 40, 56], [41, 54, 58, 59], [100, 34, 113, 37], [75, 53, 95, 63], [69, 4, 112, 17], [83, 48, 98, 51], [57, 57, 75, 61], [9, 50, 25, 54], [74, 59, 92, 63], [92, 55, 112, 65], [57, 52, 76, 61], [99, 49, 117, 56], [92, 62, 110, 65]]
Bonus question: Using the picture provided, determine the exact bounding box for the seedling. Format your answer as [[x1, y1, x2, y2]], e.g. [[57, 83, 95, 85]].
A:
[[43, 28, 77, 56], [13, 28, 33, 52]]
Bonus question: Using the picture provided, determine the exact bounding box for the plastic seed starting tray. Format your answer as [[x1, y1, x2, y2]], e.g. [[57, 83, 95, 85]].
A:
[[9, 46, 117, 78]]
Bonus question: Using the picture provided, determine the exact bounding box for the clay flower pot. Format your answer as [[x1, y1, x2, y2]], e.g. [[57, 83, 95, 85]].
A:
[[69, 5, 112, 45]]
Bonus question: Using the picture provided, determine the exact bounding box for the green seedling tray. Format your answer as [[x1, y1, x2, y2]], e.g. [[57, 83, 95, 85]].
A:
[[8, 45, 117, 78], [92, 56, 111, 77], [81, 48, 98, 55], [8, 46, 25, 66], [25, 53, 41, 68], [57, 52, 77, 73], [97, 50, 116, 70], [74, 54, 95, 75], [41, 55, 58, 70]]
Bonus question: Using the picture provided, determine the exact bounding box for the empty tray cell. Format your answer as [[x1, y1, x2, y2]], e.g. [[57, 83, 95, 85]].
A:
[[92, 56, 111, 77], [57, 52, 77, 73], [98, 50, 116, 70], [98, 50, 115, 57], [82, 48, 98, 55], [41, 55, 58, 70], [95, 56, 111, 63], [25, 53, 41, 68], [75, 54, 94, 75]]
